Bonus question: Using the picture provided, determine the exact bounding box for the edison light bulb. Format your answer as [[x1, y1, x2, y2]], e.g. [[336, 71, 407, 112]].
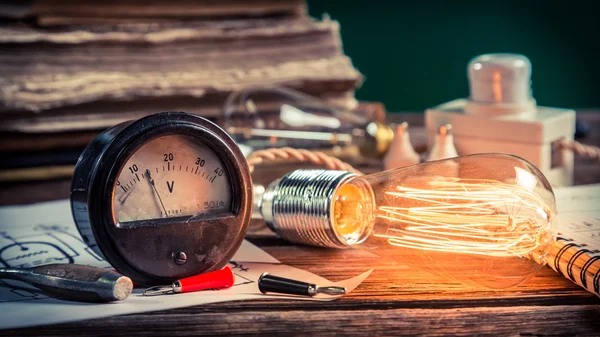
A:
[[257, 153, 556, 289], [222, 87, 394, 157]]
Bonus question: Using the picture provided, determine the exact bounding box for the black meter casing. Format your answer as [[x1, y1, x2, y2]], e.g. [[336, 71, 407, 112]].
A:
[[71, 112, 252, 286]]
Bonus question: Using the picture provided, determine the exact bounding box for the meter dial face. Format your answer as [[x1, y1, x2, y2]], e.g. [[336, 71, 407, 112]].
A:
[[113, 134, 232, 225]]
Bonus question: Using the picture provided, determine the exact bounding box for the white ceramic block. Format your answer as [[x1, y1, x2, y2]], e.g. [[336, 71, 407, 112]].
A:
[[425, 54, 576, 186], [426, 99, 575, 186]]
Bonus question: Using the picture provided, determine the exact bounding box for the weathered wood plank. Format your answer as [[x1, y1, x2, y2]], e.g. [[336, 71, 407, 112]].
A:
[[255, 240, 597, 300], [4, 304, 600, 336]]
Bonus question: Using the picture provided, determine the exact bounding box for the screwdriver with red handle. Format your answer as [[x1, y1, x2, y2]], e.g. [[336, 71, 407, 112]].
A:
[[142, 266, 235, 296]]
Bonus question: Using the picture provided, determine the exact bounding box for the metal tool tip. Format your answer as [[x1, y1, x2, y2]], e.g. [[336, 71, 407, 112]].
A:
[[316, 286, 347, 296], [142, 285, 174, 296]]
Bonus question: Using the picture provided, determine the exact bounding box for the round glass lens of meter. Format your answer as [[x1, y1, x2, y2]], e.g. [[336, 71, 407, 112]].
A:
[[112, 134, 232, 224]]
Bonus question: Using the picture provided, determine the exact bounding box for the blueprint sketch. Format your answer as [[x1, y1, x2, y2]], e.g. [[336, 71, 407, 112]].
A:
[[0, 200, 371, 330]]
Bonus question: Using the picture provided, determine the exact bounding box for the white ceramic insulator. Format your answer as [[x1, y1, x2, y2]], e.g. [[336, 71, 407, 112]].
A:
[[468, 53, 532, 104], [427, 125, 458, 161], [384, 123, 420, 170], [466, 54, 537, 118]]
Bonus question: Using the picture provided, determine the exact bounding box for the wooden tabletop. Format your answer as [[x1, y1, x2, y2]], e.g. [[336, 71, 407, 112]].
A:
[[1, 113, 600, 336]]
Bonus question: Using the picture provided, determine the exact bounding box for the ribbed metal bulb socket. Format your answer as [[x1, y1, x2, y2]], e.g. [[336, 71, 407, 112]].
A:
[[259, 169, 356, 248]]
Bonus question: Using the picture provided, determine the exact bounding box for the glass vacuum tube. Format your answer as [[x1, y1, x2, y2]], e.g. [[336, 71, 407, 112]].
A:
[[256, 153, 556, 289], [221, 87, 394, 157]]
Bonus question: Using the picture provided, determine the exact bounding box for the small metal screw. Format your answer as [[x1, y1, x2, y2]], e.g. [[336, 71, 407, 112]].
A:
[[174, 252, 187, 265]]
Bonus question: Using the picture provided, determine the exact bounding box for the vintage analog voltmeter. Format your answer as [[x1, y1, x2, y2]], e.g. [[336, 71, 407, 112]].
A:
[[71, 112, 252, 286]]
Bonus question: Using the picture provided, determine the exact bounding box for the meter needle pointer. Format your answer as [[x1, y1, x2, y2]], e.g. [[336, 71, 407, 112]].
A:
[[146, 169, 169, 217]]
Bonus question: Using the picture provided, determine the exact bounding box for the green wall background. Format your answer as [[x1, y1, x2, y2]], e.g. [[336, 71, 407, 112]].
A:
[[308, 1, 600, 112]]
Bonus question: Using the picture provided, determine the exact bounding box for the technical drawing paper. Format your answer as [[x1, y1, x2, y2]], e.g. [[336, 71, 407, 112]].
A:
[[554, 183, 600, 250], [0, 200, 371, 330]]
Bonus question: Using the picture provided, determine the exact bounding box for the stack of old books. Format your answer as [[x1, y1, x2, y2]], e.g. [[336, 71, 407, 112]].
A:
[[0, 0, 362, 180]]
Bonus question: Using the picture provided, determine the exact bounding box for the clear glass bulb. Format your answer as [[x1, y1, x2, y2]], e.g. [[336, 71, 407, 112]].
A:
[[258, 153, 556, 289], [221, 86, 394, 157]]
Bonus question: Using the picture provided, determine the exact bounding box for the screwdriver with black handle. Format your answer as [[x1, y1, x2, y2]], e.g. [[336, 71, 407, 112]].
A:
[[0, 263, 133, 302]]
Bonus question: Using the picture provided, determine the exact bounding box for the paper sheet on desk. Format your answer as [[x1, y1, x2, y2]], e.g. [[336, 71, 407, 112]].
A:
[[548, 184, 600, 297], [0, 200, 371, 330], [554, 183, 600, 250]]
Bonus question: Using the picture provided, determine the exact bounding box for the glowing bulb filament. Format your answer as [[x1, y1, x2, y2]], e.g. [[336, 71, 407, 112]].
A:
[[374, 179, 553, 257]]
